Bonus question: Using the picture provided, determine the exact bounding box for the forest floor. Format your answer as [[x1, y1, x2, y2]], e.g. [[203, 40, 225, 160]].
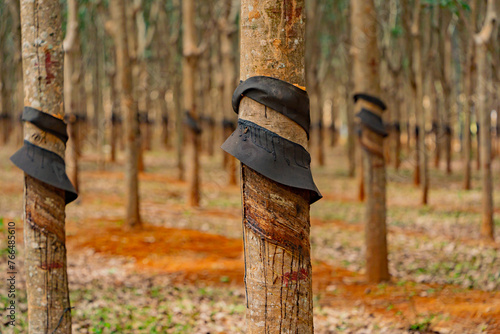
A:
[[1, 140, 500, 333]]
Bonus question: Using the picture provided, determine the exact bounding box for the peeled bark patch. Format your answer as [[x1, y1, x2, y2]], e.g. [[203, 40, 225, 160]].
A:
[[242, 166, 313, 333]]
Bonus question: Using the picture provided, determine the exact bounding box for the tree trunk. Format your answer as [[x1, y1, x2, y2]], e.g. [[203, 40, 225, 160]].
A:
[[413, 0, 429, 204], [312, 81, 325, 166], [439, 12, 453, 175], [64, 0, 80, 194], [108, 61, 119, 162], [0, 22, 9, 145], [19, 0, 72, 331], [329, 97, 338, 147], [346, 82, 356, 177], [475, 0, 497, 240], [174, 72, 184, 181], [238, 0, 314, 331], [110, 0, 141, 229], [393, 70, 402, 170], [431, 75, 441, 169], [90, 16, 105, 168], [156, 3, 171, 150], [6, 0, 24, 146], [463, 0, 480, 190], [345, 4, 356, 178], [220, 2, 238, 185], [183, 0, 201, 207], [351, 0, 389, 282]]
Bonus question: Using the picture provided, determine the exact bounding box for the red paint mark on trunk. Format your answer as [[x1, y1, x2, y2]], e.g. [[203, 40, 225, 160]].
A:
[[282, 268, 308, 286], [39, 262, 64, 270], [44, 50, 58, 84]]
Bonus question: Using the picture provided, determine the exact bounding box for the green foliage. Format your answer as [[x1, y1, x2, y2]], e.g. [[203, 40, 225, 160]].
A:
[[422, 0, 471, 12], [409, 314, 436, 332], [391, 25, 403, 38]]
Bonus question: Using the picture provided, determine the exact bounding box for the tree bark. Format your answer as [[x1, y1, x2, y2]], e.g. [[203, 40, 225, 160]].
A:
[[413, 0, 429, 204], [110, 0, 141, 229], [462, 0, 480, 190], [345, 6, 356, 178], [393, 70, 402, 170], [439, 11, 453, 175], [475, 0, 497, 240], [108, 59, 119, 162], [20, 0, 72, 331], [239, 0, 314, 332], [64, 0, 80, 194], [0, 18, 9, 146], [351, 0, 390, 283], [220, 0, 238, 185], [346, 81, 356, 177], [6, 0, 24, 146], [311, 79, 325, 166], [183, 0, 201, 207], [156, 4, 171, 150]]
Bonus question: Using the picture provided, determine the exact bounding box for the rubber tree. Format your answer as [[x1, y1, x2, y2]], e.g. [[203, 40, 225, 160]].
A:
[[220, 0, 238, 185], [64, 0, 80, 193], [4, 0, 24, 146], [110, 0, 141, 228], [475, 0, 497, 240], [0, 4, 8, 145], [412, 0, 429, 204], [19, 0, 72, 331], [381, 0, 403, 170], [438, 8, 453, 175], [183, 0, 202, 207], [351, 0, 390, 282], [237, 0, 314, 331], [306, 0, 326, 168], [461, 0, 480, 190]]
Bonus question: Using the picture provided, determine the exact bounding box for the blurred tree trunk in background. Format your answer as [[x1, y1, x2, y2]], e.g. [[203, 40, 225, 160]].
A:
[[346, 75, 356, 177], [495, 36, 500, 160], [381, 0, 403, 170], [461, 0, 480, 190], [136, 0, 157, 156], [110, 0, 141, 229], [20, 0, 72, 331], [307, 0, 326, 167], [345, 5, 356, 178], [183, 0, 201, 207], [476, 0, 497, 241], [89, 11, 105, 168], [413, 0, 428, 204], [351, 0, 390, 283], [349, 0, 365, 201], [439, 9, 453, 175], [108, 48, 119, 162], [157, 3, 171, 150], [64, 0, 81, 193], [7, 0, 23, 146], [220, 0, 238, 185], [124, 1, 144, 173], [0, 8, 8, 146]]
